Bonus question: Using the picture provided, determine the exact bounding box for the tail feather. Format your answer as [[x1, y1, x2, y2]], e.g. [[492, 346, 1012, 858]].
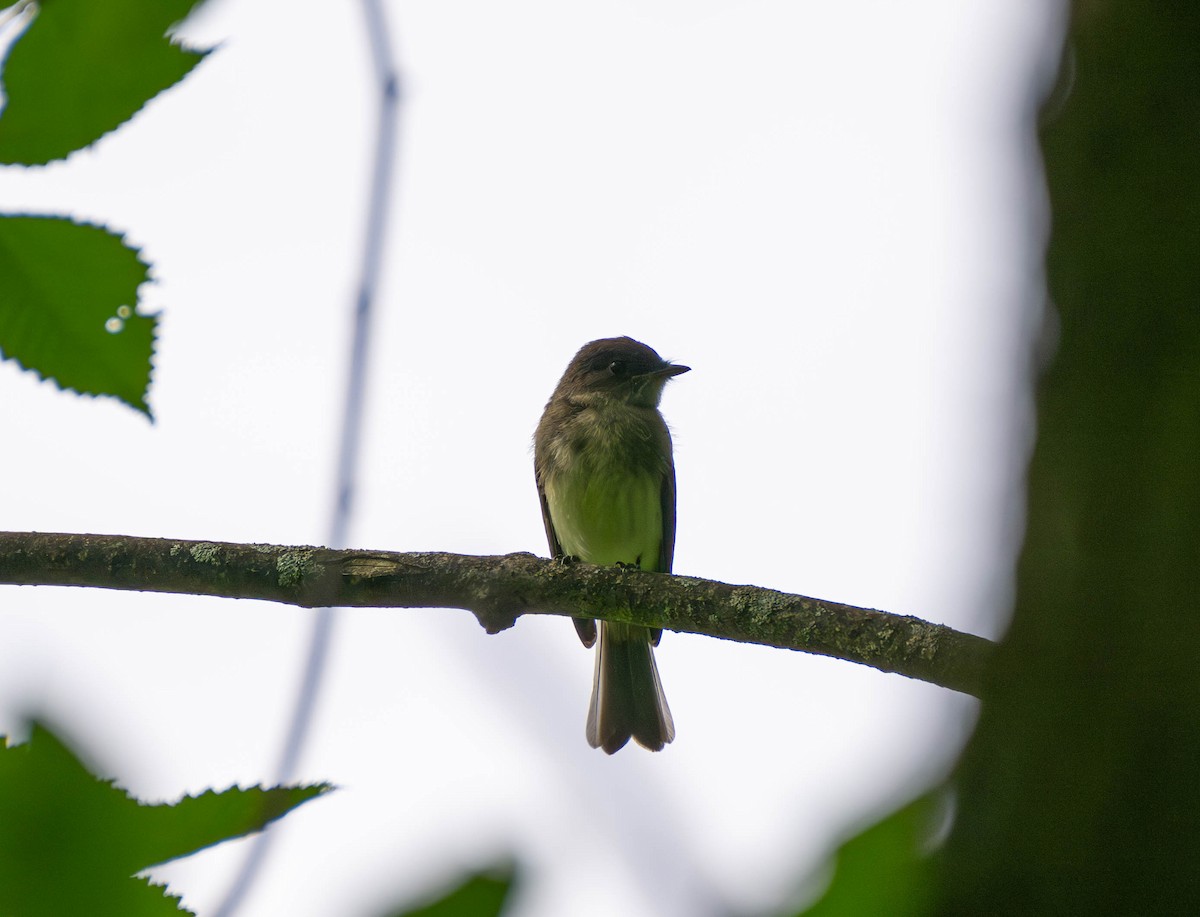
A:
[[586, 622, 675, 754]]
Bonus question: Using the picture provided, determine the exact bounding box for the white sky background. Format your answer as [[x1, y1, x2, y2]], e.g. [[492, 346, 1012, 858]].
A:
[[0, 1, 1063, 915]]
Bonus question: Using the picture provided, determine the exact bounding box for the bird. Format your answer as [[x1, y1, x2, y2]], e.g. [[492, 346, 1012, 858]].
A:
[[534, 336, 689, 753]]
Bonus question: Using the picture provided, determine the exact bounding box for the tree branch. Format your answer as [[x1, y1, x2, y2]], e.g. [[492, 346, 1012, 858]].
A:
[[0, 531, 994, 696]]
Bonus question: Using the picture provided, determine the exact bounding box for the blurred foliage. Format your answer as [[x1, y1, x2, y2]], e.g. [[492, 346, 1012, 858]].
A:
[[3, 0, 1198, 913], [936, 1, 1200, 912], [776, 2, 1200, 914], [936, 2, 1200, 912], [0, 0, 209, 164], [792, 794, 938, 917], [380, 865, 516, 917], [0, 0, 211, 415], [0, 216, 156, 416], [0, 721, 330, 916]]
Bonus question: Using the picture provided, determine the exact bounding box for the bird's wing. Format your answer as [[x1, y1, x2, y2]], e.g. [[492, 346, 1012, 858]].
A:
[[658, 458, 677, 575], [649, 458, 678, 647], [535, 461, 597, 648]]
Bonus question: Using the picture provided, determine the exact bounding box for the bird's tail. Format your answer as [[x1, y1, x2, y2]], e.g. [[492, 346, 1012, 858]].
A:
[[586, 621, 675, 754]]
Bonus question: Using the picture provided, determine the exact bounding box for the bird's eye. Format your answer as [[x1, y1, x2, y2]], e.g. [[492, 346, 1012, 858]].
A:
[[608, 361, 627, 376]]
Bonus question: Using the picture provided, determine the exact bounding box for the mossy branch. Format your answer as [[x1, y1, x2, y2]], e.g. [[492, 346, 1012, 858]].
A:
[[0, 531, 994, 695]]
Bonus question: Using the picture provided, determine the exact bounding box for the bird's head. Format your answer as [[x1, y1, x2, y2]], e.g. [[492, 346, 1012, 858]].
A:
[[556, 336, 690, 408]]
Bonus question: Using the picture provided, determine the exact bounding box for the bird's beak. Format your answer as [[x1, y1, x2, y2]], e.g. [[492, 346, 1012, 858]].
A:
[[654, 363, 690, 378]]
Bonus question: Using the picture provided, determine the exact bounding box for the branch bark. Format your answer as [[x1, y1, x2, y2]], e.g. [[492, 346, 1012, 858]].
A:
[[0, 531, 994, 696]]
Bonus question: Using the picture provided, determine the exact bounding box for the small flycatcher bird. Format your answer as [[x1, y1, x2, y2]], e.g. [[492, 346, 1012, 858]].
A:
[[534, 336, 689, 753]]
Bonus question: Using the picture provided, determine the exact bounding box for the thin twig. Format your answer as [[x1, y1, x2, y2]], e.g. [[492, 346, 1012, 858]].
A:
[[0, 1, 34, 32], [212, 2, 402, 914]]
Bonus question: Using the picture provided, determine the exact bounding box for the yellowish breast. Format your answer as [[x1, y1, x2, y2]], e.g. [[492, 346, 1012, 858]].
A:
[[544, 467, 662, 570]]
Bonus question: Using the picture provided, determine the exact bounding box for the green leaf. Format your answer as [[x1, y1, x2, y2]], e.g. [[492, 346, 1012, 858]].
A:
[[0, 721, 332, 917], [0, 0, 211, 164], [381, 865, 517, 917], [791, 795, 937, 917], [0, 214, 156, 416]]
